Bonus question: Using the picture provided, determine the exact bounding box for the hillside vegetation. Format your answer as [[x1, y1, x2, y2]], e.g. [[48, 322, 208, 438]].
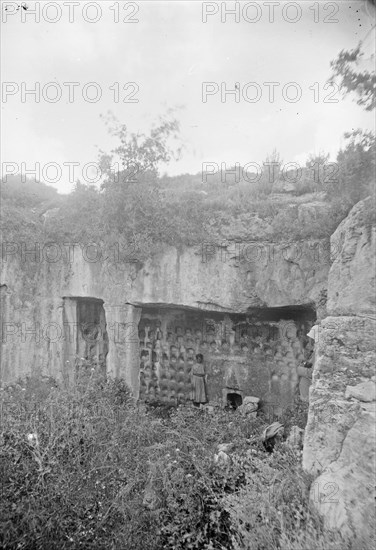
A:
[[1, 372, 368, 550], [1, 129, 374, 262]]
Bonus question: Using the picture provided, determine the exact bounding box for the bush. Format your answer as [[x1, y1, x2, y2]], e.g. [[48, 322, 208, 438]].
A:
[[0, 373, 364, 549], [224, 445, 367, 550], [1, 374, 157, 549]]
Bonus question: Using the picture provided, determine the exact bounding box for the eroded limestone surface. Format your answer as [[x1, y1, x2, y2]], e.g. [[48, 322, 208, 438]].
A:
[[303, 198, 376, 541], [328, 196, 376, 316]]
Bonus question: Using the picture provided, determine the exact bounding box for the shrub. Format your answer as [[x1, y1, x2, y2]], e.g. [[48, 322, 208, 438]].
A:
[[0, 373, 363, 549], [223, 447, 366, 550]]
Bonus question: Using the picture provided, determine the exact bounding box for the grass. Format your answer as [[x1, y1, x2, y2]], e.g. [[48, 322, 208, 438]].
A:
[[0, 371, 367, 550]]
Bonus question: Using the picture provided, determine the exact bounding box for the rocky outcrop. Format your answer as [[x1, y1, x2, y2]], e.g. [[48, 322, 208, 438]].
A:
[[297, 200, 331, 226], [303, 198, 376, 542], [328, 197, 376, 316], [345, 380, 376, 402]]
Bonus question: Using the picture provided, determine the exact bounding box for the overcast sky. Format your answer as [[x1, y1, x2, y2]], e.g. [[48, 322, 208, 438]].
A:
[[1, 0, 375, 193]]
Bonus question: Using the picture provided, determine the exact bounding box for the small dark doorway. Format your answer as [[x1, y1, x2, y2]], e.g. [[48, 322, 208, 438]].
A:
[[227, 393, 243, 409]]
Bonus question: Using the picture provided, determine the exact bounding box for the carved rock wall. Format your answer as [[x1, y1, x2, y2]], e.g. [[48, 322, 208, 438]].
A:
[[137, 308, 314, 408], [0, 240, 328, 388]]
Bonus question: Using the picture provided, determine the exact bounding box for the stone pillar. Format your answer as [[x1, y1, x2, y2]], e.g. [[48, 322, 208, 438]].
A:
[[104, 303, 142, 399], [0, 285, 11, 386], [62, 298, 78, 386]]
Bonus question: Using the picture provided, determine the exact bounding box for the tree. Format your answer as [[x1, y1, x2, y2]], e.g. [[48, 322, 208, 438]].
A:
[[328, 29, 375, 221], [46, 181, 103, 242], [325, 130, 375, 217], [97, 112, 195, 258], [295, 152, 331, 195], [250, 149, 283, 197], [99, 111, 182, 186], [329, 37, 376, 111]]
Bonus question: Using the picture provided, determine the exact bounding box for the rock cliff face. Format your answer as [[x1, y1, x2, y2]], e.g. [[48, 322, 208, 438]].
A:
[[328, 198, 376, 316], [0, 239, 329, 387], [303, 197, 376, 541], [2, 196, 375, 537]]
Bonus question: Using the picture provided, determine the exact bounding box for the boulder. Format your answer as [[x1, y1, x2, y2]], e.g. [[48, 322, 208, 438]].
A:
[[243, 396, 260, 406], [217, 443, 234, 454], [143, 482, 159, 510], [238, 396, 259, 417], [214, 450, 231, 466], [345, 381, 376, 402], [202, 403, 215, 414], [143, 464, 160, 510], [286, 425, 304, 449]]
